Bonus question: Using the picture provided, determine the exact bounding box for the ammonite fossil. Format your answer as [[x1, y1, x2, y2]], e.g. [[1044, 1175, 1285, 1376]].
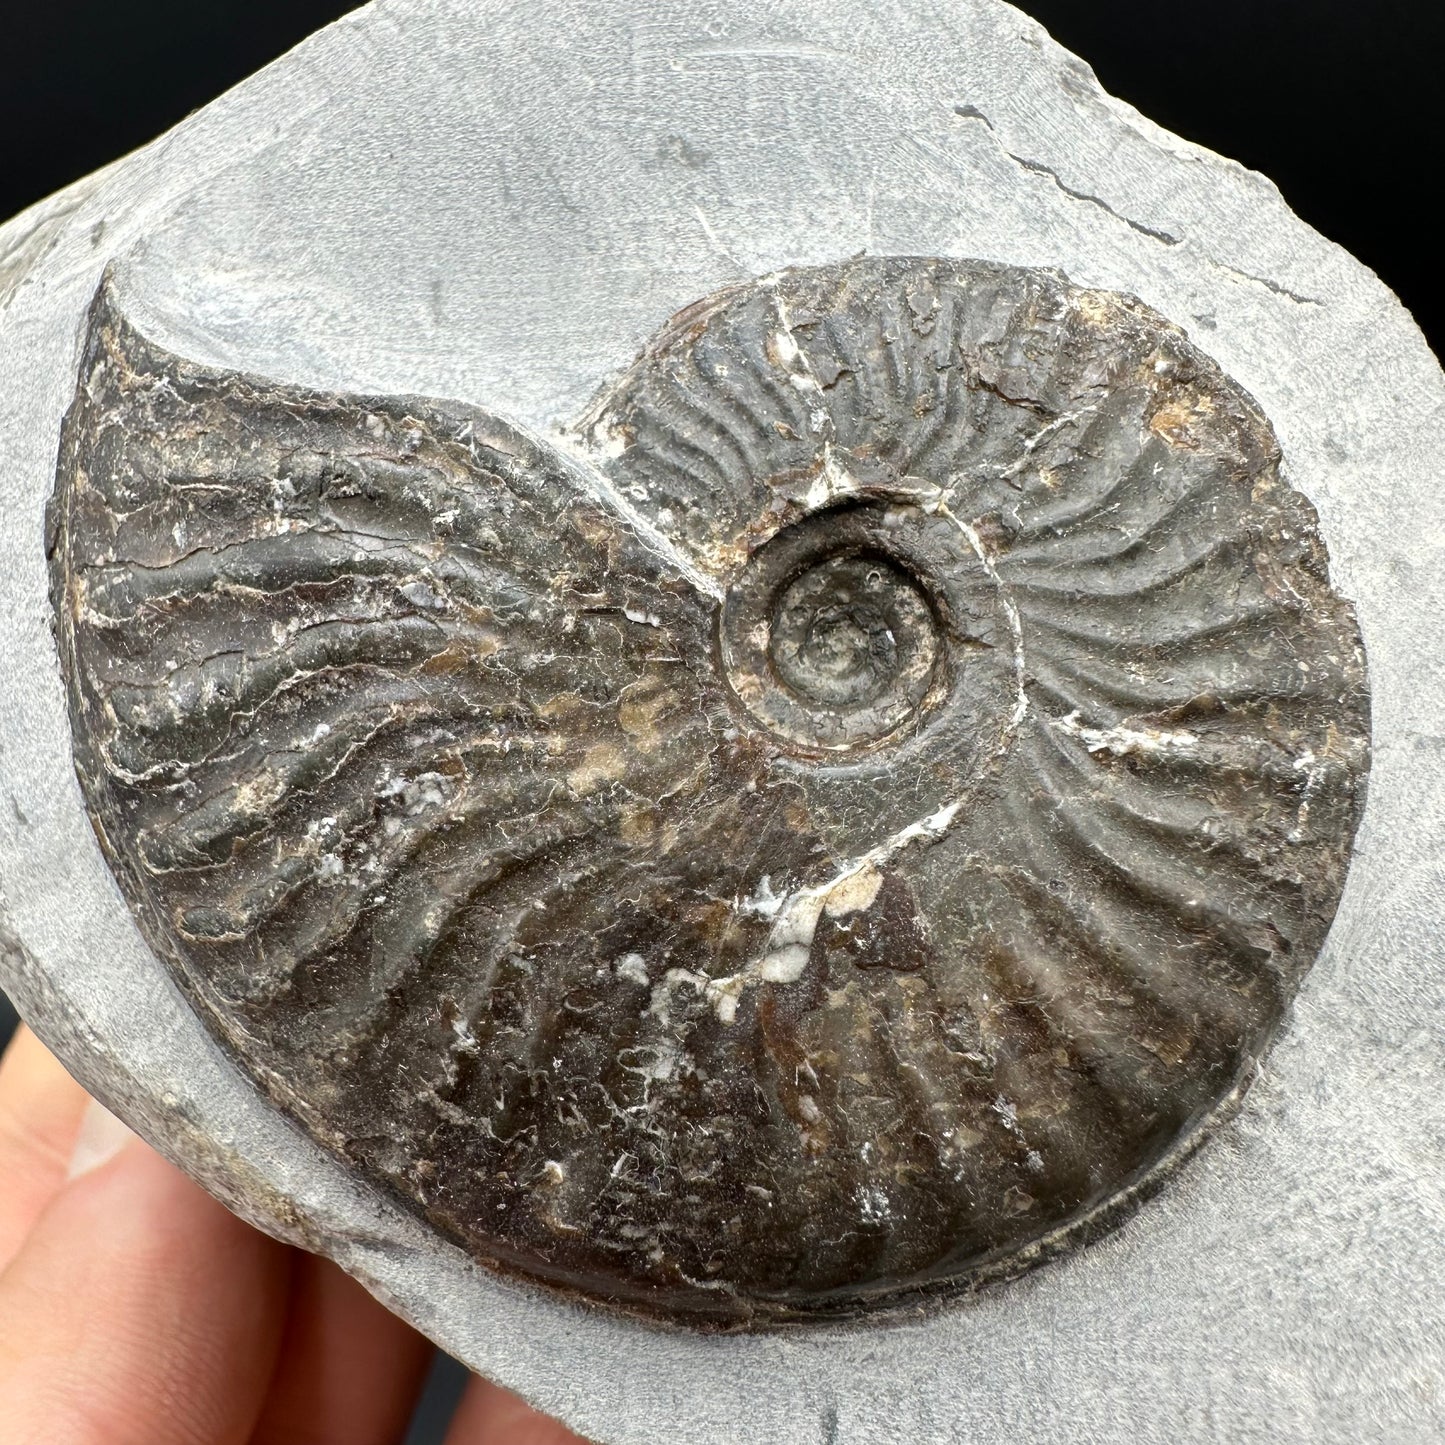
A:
[[48, 256, 1369, 1328]]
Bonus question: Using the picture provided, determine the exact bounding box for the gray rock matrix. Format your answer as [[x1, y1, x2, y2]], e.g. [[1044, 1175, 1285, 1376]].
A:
[[1, 0, 1441, 1440]]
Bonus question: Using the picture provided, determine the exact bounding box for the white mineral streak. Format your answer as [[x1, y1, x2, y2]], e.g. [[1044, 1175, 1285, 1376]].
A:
[[710, 805, 953, 1023], [941, 502, 1030, 737], [768, 292, 826, 413], [767, 319, 814, 390], [614, 952, 649, 987], [1051, 710, 1200, 758], [620, 1037, 681, 1085], [803, 446, 865, 512], [378, 770, 453, 813], [996, 405, 1096, 481], [1289, 748, 1327, 842], [552, 438, 727, 604], [645, 965, 711, 1027], [736, 875, 786, 921], [768, 286, 868, 515]]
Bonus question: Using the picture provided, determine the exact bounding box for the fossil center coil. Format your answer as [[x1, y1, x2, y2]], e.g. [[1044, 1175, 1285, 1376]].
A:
[[720, 503, 951, 752]]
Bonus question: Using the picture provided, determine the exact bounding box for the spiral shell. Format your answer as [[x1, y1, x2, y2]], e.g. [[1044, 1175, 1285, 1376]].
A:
[[49, 258, 1368, 1328]]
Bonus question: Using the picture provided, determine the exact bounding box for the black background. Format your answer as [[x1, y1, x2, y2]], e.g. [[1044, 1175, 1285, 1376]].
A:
[[0, 4, 1437, 1436]]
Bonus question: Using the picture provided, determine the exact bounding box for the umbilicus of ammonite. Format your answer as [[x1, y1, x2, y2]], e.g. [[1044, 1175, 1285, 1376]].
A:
[[49, 256, 1368, 1328]]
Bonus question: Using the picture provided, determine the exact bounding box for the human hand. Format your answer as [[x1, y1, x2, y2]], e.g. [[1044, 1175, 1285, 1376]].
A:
[[0, 1025, 589, 1444]]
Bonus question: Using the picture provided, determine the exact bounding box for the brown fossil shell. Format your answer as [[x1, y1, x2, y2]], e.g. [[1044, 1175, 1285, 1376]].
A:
[[48, 257, 1369, 1328]]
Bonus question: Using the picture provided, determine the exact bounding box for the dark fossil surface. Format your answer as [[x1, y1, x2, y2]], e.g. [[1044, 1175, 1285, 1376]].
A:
[[49, 256, 1369, 1328]]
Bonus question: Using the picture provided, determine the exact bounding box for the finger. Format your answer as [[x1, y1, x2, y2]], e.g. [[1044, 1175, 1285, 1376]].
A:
[[0, 1025, 92, 1268], [446, 1375, 593, 1445], [248, 1252, 432, 1445], [0, 1103, 291, 1445]]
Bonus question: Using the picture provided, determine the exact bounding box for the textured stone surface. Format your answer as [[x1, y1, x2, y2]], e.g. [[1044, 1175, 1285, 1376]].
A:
[[50, 261, 1367, 1327], [2, 0, 1443, 1437]]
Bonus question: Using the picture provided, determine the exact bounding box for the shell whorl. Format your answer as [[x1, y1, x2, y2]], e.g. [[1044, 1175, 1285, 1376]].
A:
[[50, 258, 1369, 1328]]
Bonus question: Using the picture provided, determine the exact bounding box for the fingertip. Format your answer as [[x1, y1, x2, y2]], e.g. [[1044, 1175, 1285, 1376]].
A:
[[0, 1024, 94, 1266], [445, 1375, 593, 1445], [0, 1024, 88, 1121], [248, 1253, 432, 1445], [0, 1127, 291, 1445], [67, 1097, 135, 1179]]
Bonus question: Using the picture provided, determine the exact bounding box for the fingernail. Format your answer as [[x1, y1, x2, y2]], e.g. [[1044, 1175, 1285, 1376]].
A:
[[68, 1098, 135, 1179]]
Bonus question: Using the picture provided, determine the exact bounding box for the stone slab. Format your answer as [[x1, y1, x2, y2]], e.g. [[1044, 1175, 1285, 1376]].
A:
[[2, 2, 1443, 1440]]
